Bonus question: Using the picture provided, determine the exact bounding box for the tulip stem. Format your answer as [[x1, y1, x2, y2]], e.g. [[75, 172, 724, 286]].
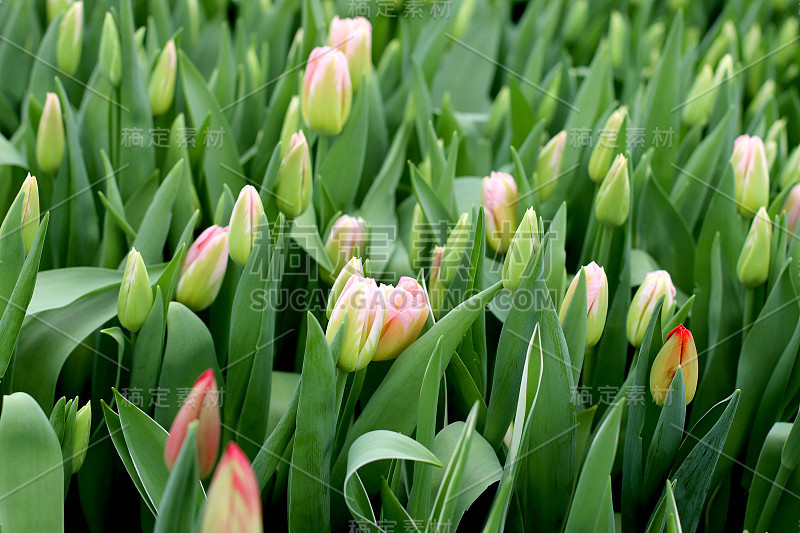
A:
[[743, 287, 755, 336], [334, 368, 348, 415], [595, 224, 613, 268]]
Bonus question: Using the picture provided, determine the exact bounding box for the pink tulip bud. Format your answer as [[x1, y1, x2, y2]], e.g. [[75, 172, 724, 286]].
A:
[[783, 183, 800, 232], [482, 171, 519, 254], [558, 261, 609, 348], [373, 277, 429, 361], [326, 275, 386, 372], [328, 16, 372, 91], [200, 442, 263, 533], [165, 369, 221, 478], [229, 185, 265, 267], [626, 270, 677, 347], [176, 226, 229, 311], [649, 325, 699, 406], [302, 46, 352, 135], [731, 134, 770, 217], [323, 215, 367, 284]]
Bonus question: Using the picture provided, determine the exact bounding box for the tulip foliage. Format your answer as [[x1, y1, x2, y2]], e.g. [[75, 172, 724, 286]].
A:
[[1, 0, 800, 532]]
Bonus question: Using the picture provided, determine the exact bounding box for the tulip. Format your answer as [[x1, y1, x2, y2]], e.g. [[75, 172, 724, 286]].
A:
[[588, 107, 626, 183], [118, 249, 154, 331], [609, 12, 627, 70], [19, 174, 40, 254], [682, 65, 716, 127], [36, 92, 65, 174], [279, 96, 301, 159], [502, 208, 540, 291], [439, 212, 471, 287], [71, 401, 91, 474], [429, 245, 447, 318], [57, 2, 83, 76], [626, 270, 677, 347], [730, 135, 770, 217], [275, 131, 312, 219], [534, 131, 566, 201], [535, 68, 563, 125], [199, 442, 262, 533], [302, 46, 352, 135], [326, 256, 364, 319], [779, 145, 800, 189], [408, 203, 431, 272], [563, 0, 588, 44], [148, 40, 177, 116], [737, 207, 772, 287], [326, 276, 386, 372], [99, 12, 121, 86], [776, 17, 799, 68], [482, 171, 518, 254], [165, 369, 221, 478], [328, 17, 372, 92], [765, 120, 787, 171], [323, 215, 367, 284], [595, 154, 630, 227], [558, 262, 609, 348], [373, 277, 429, 361], [649, 325, 698, 406], [176, 226, 230, 311], [228, 186, 265, 267], [783, 184, 800, 232], [47, 0, 72, 23]]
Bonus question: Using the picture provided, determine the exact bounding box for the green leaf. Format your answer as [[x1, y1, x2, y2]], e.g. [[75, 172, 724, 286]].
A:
[[130, 287, 166, 410], [0, 193, 25, 318], [642, 367, 686, 501], [252, 378, 300, 490], [153, 423, 202, 533], [0, 392, 64, 532], [412, 164, 455, 245], [130, 159, 185, 264], [0, 132, 27, 168], [561, 268, 587, 385]]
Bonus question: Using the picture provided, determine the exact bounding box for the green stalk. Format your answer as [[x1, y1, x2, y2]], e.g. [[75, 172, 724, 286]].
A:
[[743, 287, 755, 337]]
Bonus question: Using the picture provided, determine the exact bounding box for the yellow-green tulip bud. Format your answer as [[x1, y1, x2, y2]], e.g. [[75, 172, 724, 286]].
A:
[[328, 17, 372, 92], [702, 21, 736, 69], [176, 226, 230, 311], [776, 18, 799, 68], [563, 0, 588, 44], [595, 154, 630, 227], [535, 68, 563, 126], [502, 208, 539, 292], [326, 276, 386, 372], [429, 245, 446, 318], [302, 46, 352, 135], [228, 186, 265, 267], [626, 270, 677, 347], [588, 107, 626, 183], [19, 174, 40, 255], [682, 65, 716, 127], [327, 256, 364, 319], [765, 119, 787, 171], [609, 12, 628, 70], [534, 130, 566, 201], [36, 92, 65, 175], [99, 12, 122, 87], [731, 134, 769, 217], [279, 96, 301, 159], [559, 261, 608, 348], [408, 203, 431, 273], [650, 325, 698, 406], [779, 146, 800, 189], [118, 249, 154, 332], [71, 400, 91, 474], [736, 207, 772, 287], [200, 443, 262, 533], [439, 212, 471, 287], [482, 171, 518, 254], [783, 184, 800, 232], [742, 25, 762, 67], [323, 215, 367, 284], [57, 1, 83, 75], [47, 0, 73, 24], [148, 40, 177, 116], [275, 131, 312, 219]]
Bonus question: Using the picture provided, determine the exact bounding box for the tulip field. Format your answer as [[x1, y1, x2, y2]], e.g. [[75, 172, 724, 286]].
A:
[[2, 0, 800, 531]]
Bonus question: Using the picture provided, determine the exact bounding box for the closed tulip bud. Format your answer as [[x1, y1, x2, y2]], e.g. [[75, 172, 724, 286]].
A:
[[326, 256, 364, 319], [737, 207, 772, 287], [776, 18, 799, 68], [534, 131, 566, 201], [502, 208, 540, 292], [440, 213, 471, 287], [19, 174, 40, 254], [148, 40, 177, 116], [279, 96, 301, 159], [47, 0, 72, 23], [326, 276, 386, 372], [275, 131, 312, 219], [176, 226, 229, 311], [765, 120, 787, 171], [702, 21, 737, 69], [563, 0, 588, 44], [57, 2, 83, 76], [408, 203, 431, 272], [482, 171, 518, 254], [779, 146, 800, 189], [742, 25, 762, 66], [559, 262, 608, 348], [199, 442, 262, 533], [71, 401, 91, 474], [118, 249, 154, 331], [783, 184, 800, 232], [595, 154, 630, 227], [228, 186, 265, 267], [36, 92, 65, 174], [731, 135, 770, 217], [373, 277, 429, 361], [165, 369, 221, 478], [323, 215, 367, 284], [650, 325, 698, 406], [609, 12, 627, 70], [588, 107, 627, 183], [626, 270, 677, 347], [429, 246, 446, 318], [302, 46, 352, 135], [328, 17, 372, 92], [535, 68, 563, 125], [99, 13, 122, 86], [682, 65, 716, 126]]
